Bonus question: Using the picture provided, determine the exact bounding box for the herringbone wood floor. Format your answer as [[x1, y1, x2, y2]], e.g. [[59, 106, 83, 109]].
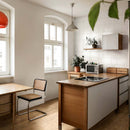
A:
[[0, 99, 129, 130]]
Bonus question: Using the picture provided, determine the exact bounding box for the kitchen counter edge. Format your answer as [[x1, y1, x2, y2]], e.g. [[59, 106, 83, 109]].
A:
[[57, 73, 128, 88]]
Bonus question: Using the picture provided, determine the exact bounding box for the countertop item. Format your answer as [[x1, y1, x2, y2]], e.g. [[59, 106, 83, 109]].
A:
[[107, 67, 128, 74], [57, 73, 128, 87], [75, 76, 108, 82]]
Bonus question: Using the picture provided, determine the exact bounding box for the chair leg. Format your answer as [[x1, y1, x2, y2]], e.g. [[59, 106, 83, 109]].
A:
[[17, 98, 19, 115], [28, 101, 30, 120], [17, 101, 47, 121], [28, 109, 47, 121]]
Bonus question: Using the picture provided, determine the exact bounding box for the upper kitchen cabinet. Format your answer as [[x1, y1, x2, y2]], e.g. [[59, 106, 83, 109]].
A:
[[102, 34, 122, 50]]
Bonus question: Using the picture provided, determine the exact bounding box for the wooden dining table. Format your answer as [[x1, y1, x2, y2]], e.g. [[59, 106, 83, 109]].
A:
[[0, 83, 32, 130]]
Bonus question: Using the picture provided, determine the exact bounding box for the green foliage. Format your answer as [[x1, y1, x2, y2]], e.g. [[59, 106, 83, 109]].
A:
[[88, 2, 101, 31], [81, 61, 88, 69], [71, 55, 85, 67], [88, 0, 129, 31], [125, 8, 130, 20], [108, 0, 119, 19]]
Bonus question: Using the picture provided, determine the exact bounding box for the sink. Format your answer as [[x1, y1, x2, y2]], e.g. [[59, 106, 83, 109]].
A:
[[75, 76, 108, 82]]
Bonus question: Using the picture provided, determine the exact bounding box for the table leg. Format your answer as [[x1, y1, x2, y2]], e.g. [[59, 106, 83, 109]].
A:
[[58, 84, 62, 130], [58, 124, 62, 130], [12, 93, 16, 130]]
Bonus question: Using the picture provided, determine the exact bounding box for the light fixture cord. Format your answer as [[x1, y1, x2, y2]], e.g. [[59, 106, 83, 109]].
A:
[[71, 3, 75, 23]]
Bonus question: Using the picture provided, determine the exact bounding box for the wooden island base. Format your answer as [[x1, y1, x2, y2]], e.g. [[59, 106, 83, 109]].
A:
[[58, 81, 118, 130], [58, 84, 88, 130]]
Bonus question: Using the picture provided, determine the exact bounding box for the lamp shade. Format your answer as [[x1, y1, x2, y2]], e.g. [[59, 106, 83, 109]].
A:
[[66, 3, 78, 32], [66, 22, 78, 31], [0, 11, 8, 28]]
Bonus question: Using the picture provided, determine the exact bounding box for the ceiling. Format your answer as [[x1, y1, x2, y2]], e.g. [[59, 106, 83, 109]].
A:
[[28, 0, 100, 17], [28, 0, 128, 17]]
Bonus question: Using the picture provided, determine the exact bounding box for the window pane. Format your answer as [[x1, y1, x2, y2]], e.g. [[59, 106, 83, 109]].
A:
[[50, 25, 56, 40], [54, 46, 62, 68], [0, 41, 7, 72], [0, 28, 7, 35], [44, 45, 52, 69], [57, 26, 62, 42], [44, 24, 49, 40]]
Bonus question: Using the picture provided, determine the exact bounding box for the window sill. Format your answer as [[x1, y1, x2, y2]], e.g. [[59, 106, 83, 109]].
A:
[[0, 75, 14, 79], [44, 70, 67, 74]]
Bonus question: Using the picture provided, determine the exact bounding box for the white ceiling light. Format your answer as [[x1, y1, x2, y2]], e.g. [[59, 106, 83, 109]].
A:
[[66, 3, 78, 31]]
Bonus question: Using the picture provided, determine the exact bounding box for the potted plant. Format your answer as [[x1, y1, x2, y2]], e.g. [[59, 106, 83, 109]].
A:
[[92, 38, 98, 48], [80, 62, 88, 72], [72, 55, 85, 72], [86, 37, 98, 48]]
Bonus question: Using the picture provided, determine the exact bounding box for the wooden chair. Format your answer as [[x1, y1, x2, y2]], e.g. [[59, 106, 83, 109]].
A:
[[17, 79, 47, 121]]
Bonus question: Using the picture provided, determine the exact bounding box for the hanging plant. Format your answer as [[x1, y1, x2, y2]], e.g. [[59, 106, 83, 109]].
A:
[[88, 0, 130, 31]]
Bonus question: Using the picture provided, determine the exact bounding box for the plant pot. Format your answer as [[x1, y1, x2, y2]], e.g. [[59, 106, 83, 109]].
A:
[[74, 66, 80, 72], [92, 43, 97, 48], [92, 39, 98, 48]]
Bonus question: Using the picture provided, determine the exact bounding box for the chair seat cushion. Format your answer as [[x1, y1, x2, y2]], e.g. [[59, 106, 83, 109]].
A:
[[18, 94, 42, 101]]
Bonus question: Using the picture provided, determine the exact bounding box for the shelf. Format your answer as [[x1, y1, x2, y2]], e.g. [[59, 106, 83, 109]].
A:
[[84, 48, 102, 50]]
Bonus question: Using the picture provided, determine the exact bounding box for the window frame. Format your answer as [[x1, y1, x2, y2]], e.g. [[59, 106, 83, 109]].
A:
[[0, 8, 10, 76], [44, 21, 64, 72]]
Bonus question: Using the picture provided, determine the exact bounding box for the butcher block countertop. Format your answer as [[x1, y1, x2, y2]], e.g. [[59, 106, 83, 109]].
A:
[[57, 73, 128, 88]]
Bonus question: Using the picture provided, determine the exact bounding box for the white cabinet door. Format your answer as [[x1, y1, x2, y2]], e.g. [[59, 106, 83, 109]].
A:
[[102, 34, 122, 50], [119, 91, 128, 106], [119, 76, 129, 106], [119, 81, 128, 94], [119, 76, 129, 83], [88, 79, 118, 129]]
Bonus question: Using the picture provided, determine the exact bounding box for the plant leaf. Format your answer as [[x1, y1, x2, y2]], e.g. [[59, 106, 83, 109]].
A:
[[108, 1, 119, 19], [124, 8, 130, 20], [88, 2, 101, 31]]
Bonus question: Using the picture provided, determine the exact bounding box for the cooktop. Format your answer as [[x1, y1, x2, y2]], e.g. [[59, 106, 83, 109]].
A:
[[75, 76, 108, 82]]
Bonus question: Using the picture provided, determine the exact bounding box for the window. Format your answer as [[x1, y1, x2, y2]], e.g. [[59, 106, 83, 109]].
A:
[[0, 8, 9, 75], [44, 20, 64, 71]]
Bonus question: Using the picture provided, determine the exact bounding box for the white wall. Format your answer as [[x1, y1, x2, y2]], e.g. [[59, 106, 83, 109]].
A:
[[75, 1, 129, 71], [45, 71, 67, 100], [1, 0, 74, 110]]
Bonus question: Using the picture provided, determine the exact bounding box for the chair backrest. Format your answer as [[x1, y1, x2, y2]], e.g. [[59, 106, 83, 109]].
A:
[[33, 79, 47, 91]]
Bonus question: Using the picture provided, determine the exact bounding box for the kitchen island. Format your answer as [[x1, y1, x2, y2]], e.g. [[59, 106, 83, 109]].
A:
[[57, 73, 128, 130]]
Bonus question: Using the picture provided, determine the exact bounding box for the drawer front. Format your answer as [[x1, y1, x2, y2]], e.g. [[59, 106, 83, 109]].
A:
[[70, 74, 81, 79], [119, 81, 128, 94], [119, 76, 129, 83], [0, 94, 11, 105], [0, 103, 11, 115], [119, 91, 128, 106]]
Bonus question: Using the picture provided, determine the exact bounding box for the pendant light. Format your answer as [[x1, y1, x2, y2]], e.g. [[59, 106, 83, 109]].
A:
[[0, 11, 8, 28], [66, 3, 78, 31]]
